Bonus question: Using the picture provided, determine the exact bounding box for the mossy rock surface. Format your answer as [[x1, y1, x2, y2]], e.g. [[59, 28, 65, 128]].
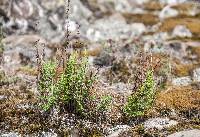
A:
[[160, 17, 200, 36], [122, 13, 159, 26], [155, 86, 200, 112]]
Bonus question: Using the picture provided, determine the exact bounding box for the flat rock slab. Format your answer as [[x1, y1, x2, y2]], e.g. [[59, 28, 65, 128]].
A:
[[172, 76, 192, 86], [107, 125, 130, 137], [144, 117, 178, 130], [0, 132, 19, 137], [168, 129, 200, 137]]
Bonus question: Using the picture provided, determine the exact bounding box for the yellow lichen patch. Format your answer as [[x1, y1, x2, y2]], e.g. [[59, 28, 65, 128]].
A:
[[173, 63, 195, 77], [122, 13, 159, 26], [155, 86, 200, 111], [169, 36, 200, 42], [172, 3, 197, 16], [143, 1, 165, 11], [160, 17, 200, 36], [81, 47, 102, 57]]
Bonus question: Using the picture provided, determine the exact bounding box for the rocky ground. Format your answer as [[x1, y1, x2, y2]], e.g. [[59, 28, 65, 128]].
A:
[[0, 0, 200, 136]]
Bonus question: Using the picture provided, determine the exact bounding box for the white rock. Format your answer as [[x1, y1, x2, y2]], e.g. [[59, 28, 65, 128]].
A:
[[115, 0, 133, 12], [172, 76, 192, 86], [107, 125, 130, 137], [65, 19, 77, 32], [159, 5, 179, 19], [40, 132, 57, 137], [70, 0, 93, 21], [2, 35, 51, 62], [193, 68, 200, 82], [16, 104, 34, 109], [97, 0, 148, 13], [159, 0, 188, 4], [153, 32, 170, 40], [128, 0, 149, 5], [167, 129, 200, 137], [86, 14, 146, 41], [172, 25, 192, 38], [131, 23, 146, 35], [144, 117, 178, 130], [1, 132, 20, 137]]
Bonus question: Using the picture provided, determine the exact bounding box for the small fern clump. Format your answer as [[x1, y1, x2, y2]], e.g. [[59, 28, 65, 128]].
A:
[[37, 52, 96, 115], [38, 61, 57, 111], [124, 69, 155, 117], [123, 52, 157, 117]]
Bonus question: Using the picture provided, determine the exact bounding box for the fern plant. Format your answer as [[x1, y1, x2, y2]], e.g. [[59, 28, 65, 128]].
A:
[[124, 69, 155, 117], [38, 61, 57, 111], [38, 52, 96, 115]]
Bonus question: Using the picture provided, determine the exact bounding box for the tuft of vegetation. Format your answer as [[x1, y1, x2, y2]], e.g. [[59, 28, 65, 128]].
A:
[[37, 52, 96, 116], [37, 60, 57, 111], [122, 52, 158, 117], [124, 69, 155, 117], [35, 0, 113, 125]]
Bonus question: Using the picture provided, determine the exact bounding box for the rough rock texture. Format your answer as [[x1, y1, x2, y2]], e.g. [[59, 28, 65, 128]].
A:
[[2, 35, 52, 74], [144, 118, 178, 130], [159, 0, 188, 4], [172, 76, 192, 86], [107, 125, 130, 137], [0, 132, 58, 137], [0, 132, 19, 137], [159, 5, 179, 19], [86, 14, 146, 41], [172, 25, 192, 38], [168, 129, 200, 137]]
